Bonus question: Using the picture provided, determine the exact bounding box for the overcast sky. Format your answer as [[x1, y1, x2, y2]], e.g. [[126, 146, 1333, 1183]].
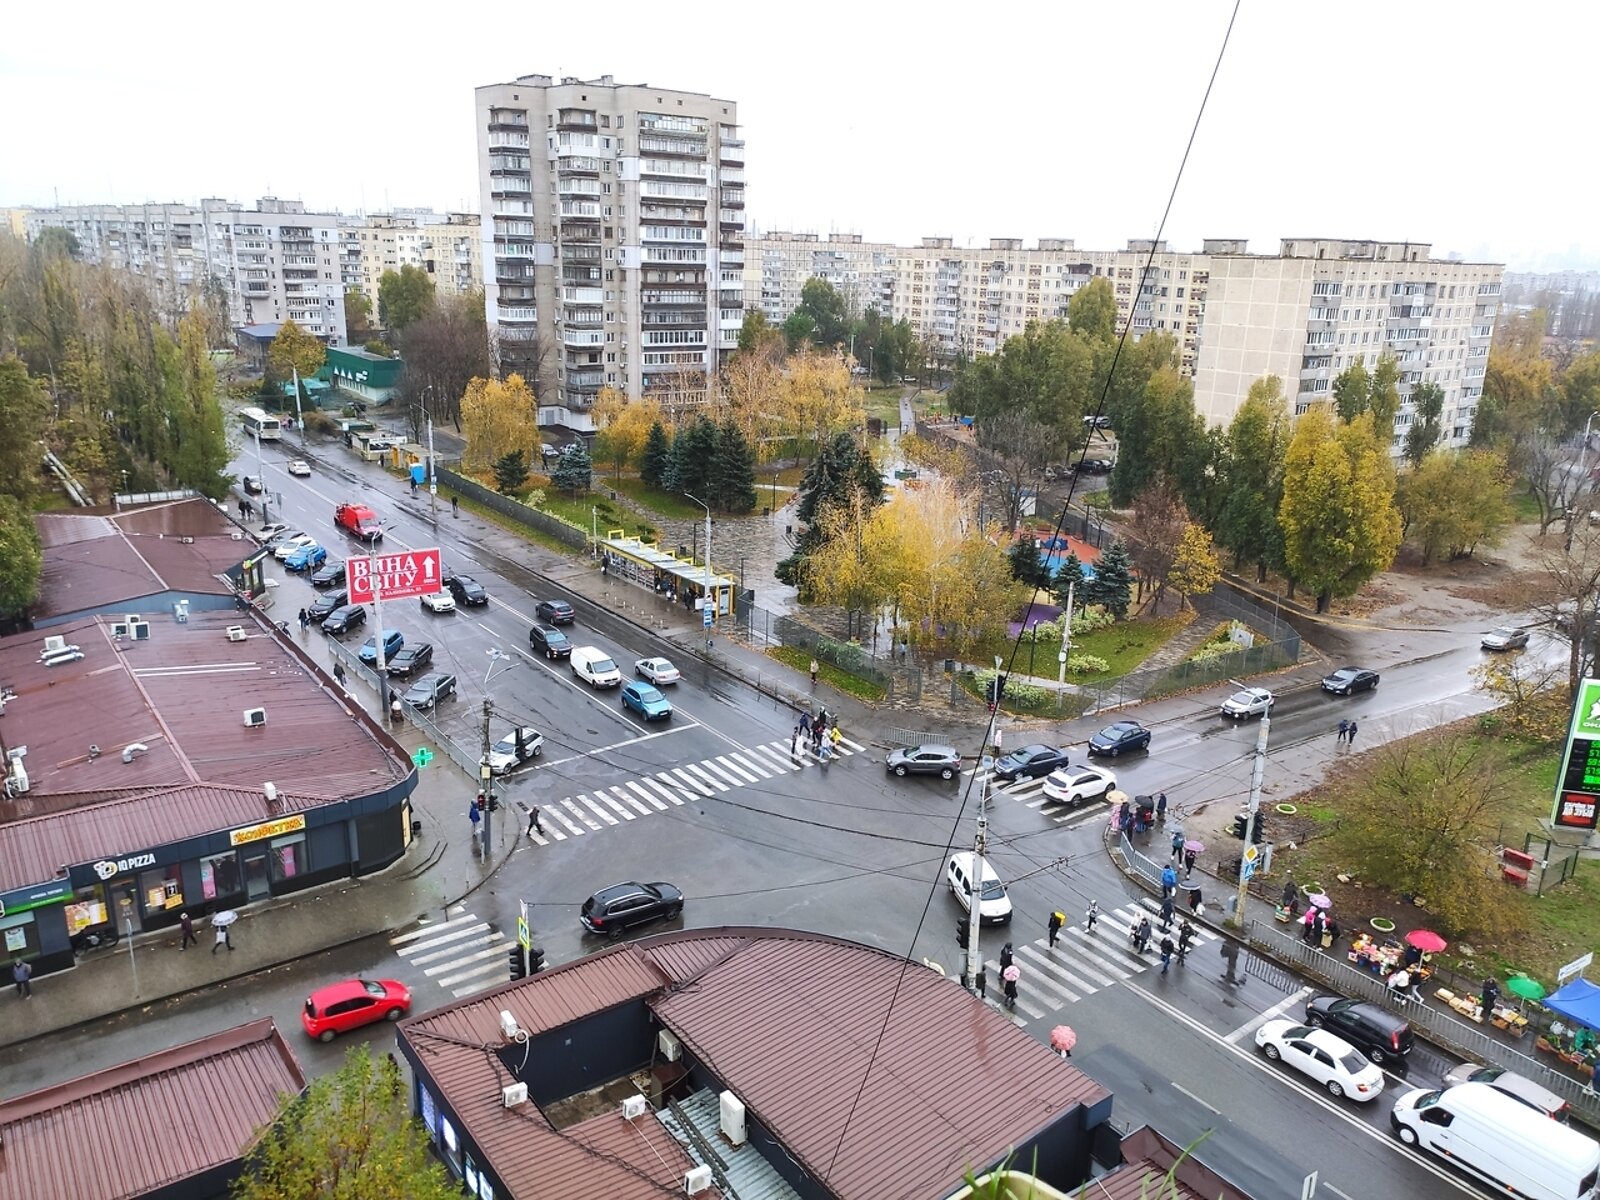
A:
[[3, 1, 1592, 271]]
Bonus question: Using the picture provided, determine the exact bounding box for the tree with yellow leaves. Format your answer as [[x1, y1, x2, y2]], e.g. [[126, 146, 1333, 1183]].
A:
[[593, 387, 660, 478], [460, 373, 539, 476], [782, 350, 864, 456], [719, 349, 786, 462], [1167, 522, 1221, 609]]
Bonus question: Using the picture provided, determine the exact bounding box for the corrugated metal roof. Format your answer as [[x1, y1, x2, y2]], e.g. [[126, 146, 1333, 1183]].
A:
[[0, 1018, 304, 1200], [1090, 1127, 1255, 1200]]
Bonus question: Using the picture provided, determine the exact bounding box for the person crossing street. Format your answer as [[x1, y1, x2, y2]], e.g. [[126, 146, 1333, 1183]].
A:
[[1047, 909, 1064, 949]]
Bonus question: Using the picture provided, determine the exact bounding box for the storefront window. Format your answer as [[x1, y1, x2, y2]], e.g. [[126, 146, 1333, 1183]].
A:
[[139, 865, 185, 915], [270, 833, 304, 882], [0, 912, 38, 966], [201, 852, 242, 900], [64, 886, 111, 933]]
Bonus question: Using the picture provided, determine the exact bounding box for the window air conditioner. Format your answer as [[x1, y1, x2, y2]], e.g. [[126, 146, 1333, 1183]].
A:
[[243, 708, 267, 727], [131, 621, 151, 640]]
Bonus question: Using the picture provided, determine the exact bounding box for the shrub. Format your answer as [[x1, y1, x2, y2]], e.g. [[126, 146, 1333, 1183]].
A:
[[1067, 653, 1109, 675], [1070, 604, 1115, 637], [1188, 638, 1244, 665]]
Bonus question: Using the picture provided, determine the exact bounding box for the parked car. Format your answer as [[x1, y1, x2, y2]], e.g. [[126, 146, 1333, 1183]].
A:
[[886, 744, 963, 780], [528, 623, 572, 659], [1041, 764, 1117, 807], [272, 533, 318, 560], [946, 852, 1012, 924], [309, 589, 349, 622], [257, 522, 290, 541], [320, 604, 367, 635], [241, 474, 265, 494], [358, 629, 405, 665], [386, 642, 434, 677], [1079, 458, 1114, 474], [1254, 1019, 1385, 1102], [1320, 667, 1380, 696], [621, 680, 673, 721], [443, 574, 488, 606], [1220, 687, 1274, 719], [419, 590, 456, 614], [1087, 721, 1152, 757], [570, 646, 622, 688], [580, 881, 684, 938], [1304, 994, 1413, 1065], [1441, 1063, 1571, 1122], [1083, 415, 1113, 430], [1481, 627, 1530, 651], [300, 978, 411, 1042], [309, 560, 346, 588], [282, 542, 327, 572], [334, 502, 382, 541], [403, 672, 457, 710], [286, 460, 311, 477], [991, 744, 1072, 782], [262, 528, 305, 552], [634, 656, 681, 685], [535, 598, 575, 625], [483, 726, 544, 774]]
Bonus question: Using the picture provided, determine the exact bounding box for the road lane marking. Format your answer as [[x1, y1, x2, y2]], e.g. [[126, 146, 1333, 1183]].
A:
[[550, 802, 588, 834], [584, 792, 630, 822], [389, 914, 482, 945], [727, 752, 773, 779], [682, 763, 729, 792], [422, 940, 509, 975], [615, 784, 656, 814], [648, 775, 689, 804], [537, 725, 693, 770], [395, 923, 491, 957], [1225, 985, 1313, 1044], [1171, 1082, 1220, 1115], [713, 755, 761, 784]]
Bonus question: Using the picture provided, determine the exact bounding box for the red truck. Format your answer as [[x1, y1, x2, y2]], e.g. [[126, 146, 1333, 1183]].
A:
[[334, 503, 383, 542]]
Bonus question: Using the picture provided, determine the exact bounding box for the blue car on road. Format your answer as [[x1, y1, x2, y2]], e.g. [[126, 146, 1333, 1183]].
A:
[[620, 680, 673, 721], [283, 542, 328, 572], [358, 629, 405, 666]]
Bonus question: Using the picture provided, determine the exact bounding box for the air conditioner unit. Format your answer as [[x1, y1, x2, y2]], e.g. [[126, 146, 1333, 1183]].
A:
[[110, 623, 130, 638], [130, 622, 151, 640], [125, 614, 142, 626], [501, 1082, 528, 1109], [227, 626, 247, 642], [719, 1091, 746, 1146], [684, 1166, 714, 1196], [5, 761, 29, 795], [657, 1029, 682, 1062], [243, 708, 267, 727], [42, 636, 66, 656], [621, 1094, 648, 1120]]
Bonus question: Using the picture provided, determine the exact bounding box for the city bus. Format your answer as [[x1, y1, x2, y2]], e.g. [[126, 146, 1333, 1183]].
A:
[[240, 407, 283, 441]]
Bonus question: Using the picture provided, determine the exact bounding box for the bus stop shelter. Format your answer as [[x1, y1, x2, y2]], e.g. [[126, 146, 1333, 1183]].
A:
[[598, 531, 737, 618]]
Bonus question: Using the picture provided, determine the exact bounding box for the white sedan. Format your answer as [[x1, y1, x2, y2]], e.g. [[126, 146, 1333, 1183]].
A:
[[1220, 686, 1274, 719], [1041, 764, 1116, 807], [635, 657, 681, 685], [272, 533, 318, 560], [1254, 1019, 1385, 1102], [419, 591, 457, 614], [287, 460, 311, 477]]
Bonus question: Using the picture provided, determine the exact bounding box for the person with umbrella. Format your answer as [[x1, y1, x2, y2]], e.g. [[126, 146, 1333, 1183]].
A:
[[1002, 964, 1020, 1010], [1050, 1024, 1076, 1059], [211, 910, 237, 953]]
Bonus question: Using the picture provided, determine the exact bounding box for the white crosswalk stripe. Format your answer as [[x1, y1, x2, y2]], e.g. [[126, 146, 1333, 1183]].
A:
[[961, 767, 1112, 825], [985, 904, 1221, 1015], [391, 911, 512, 999]]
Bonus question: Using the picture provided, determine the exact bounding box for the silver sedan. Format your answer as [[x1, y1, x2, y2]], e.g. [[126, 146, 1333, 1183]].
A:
[[635, 657, 681, 685]]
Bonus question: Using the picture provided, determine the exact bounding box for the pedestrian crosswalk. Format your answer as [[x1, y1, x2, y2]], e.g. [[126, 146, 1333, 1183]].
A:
[[986, 900, 1220, 1020], [390, 910, 511, 1000], [964, 767, 1112, 825], [525, 734, 869, 846]]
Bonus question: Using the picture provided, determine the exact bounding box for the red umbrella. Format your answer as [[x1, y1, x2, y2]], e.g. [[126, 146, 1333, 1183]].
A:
[[1404, 929, 1448, 953], [1050, 1025, 1077, 1055]]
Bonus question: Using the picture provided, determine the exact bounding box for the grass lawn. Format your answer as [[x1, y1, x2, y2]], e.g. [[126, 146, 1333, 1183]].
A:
[[768, 645, 885, 701], [448, 488, 577, 557], [607, 476, 707, 521], [1510, 486, 1544, 524], [980, 615, 1190, 683]]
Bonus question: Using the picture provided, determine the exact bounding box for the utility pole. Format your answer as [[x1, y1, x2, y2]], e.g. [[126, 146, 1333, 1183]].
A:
[[1058, 578, 1076, 699], [253, 426, 267, 523], [292, 366, 305, 441], [685, 494, 714, 650], [480, 697, 495, 854], [426, 413, 438, 526], [962, 763, 991, 997], [1233, 713, 1270, 929]]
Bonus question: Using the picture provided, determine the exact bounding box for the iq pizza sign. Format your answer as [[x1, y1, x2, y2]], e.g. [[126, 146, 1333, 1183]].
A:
[[1554, 678, 1600, 831], [347, 548, 443, 604]]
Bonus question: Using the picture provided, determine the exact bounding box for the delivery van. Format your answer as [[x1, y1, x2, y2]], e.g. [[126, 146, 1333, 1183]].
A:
[[1391, 1082, 1599, 1200]]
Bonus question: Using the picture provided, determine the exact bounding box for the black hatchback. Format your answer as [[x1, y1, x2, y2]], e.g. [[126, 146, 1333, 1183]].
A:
[[309, 560, 346, 588], [580, 881, 683, 939], [308, 588, 349, 622], [1088, 721, 1151, 758], [320, 604, 367, 635], [1305, 995, 1413, 1066], [528, 622, 572, 659]]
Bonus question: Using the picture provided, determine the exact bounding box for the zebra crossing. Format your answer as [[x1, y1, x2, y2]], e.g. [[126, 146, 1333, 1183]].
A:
[[964, 766, 1111, 825], [985, 900, 1220, 1020], [390, 910, 512, 1000], [525, 734, 870, 846]]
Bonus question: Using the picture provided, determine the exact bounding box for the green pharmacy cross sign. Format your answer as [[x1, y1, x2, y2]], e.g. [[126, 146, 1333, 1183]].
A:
[[412, 747, 435, 769], [1554, 678, 1600, 831]]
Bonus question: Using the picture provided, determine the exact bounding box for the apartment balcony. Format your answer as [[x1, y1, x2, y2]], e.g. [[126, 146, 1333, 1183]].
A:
[[557, 155, 602, 175], [641, 226, 707, 243], [720, 249, 744, 267], [563, 308, 603, 327], [559, 200, 601, 220], [719, 143, 744, 165], [720, 187, 745, 208], [488, 113, 529, 130], [488, 134, 531, 152], [639, 135, 707, 157], [561, 244, 602, 261], [565, 370, 604, 389], [497, 271, 535, 287], [244, 282, 271, 295], [563, 328, 604, 348], [641, 289, 705, 306], [641, 246, 707, 265], [560, 223, 601, 243], [559, 179, 602, 198], [557, 109, 597, 131], [499, 305, 538, 323], [562, 267, 601, 286], [639, 115, 704, 135], [719, 168, 745, 184], [563, 286, 604, 304]]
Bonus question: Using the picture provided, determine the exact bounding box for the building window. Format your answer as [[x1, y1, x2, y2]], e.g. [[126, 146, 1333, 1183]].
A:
[[270, 834, 304, 882], [201, 852, 243, 900]]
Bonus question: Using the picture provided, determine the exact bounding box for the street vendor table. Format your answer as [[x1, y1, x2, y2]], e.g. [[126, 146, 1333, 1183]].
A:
[[1349, 932, 1403, 975]]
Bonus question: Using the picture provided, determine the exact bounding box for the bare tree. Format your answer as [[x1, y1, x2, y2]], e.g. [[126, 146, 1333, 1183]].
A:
[[396, 294, 493, 432], [1530, 519, 1600, 699], [1523, 432, 1595, 535], [1125, 482, 1190, 609]]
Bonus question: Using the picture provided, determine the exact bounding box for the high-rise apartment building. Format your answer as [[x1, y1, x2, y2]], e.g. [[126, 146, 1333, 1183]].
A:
[[339, 211, 484, 317], [23, 198, 348, 342], [744, 231, 1499, 447], [474, 73, 745, 430]]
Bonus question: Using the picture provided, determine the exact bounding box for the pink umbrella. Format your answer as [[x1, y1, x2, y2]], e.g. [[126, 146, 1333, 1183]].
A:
[[1308, 893, 1332, 910], [1050, 1025, 1078, 1055], [1002, 964, 1020, 983], [1183, 839, 1205, 853], [1404, 929, 1447, 953]]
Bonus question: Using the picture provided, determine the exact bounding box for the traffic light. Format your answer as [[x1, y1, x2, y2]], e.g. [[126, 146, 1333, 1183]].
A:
[[955, 919, 970, 949], [508, 947, 526, 980], [475, 792, 487, 812], [987, 673, 1008, 714]]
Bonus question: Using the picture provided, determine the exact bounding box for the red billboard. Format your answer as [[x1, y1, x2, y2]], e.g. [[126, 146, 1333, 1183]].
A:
[[348, 548, 444, 604]]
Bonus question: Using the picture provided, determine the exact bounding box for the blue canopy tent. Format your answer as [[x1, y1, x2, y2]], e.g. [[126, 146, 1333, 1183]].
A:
[[1544, 977, 1600, 1031]]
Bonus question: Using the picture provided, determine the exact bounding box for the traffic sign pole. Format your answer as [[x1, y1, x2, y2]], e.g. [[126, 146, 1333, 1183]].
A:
[[1232, 714, 1270, 929]]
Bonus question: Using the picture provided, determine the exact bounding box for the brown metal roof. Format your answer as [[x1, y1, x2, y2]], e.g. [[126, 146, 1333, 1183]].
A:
[[1085, 1127, 1255, 1200], [401, 929, 1108, 1200], [0, 1018, 304, 1200]]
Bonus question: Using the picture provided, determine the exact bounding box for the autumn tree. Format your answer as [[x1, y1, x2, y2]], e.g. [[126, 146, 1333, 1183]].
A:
[[720, 347, 786, 459], [167, 310, 230, 497], [1215, 375, 1289, 581], [0, 495, 44, 619], [1126, 483, 1190, 608], [1278, 408, 1402, 611], [1472, 655, 1569, 742], [1167, 522, 1221, 609], [1530, 519, 1600, 699], [1398, 449, 1511, 564], [782, 350, 862, 456], [377, 264, 435, 331], [0, 355, 50, 502], [592, 388, 659, 478], [1402, 382, 1445, 467], [1108, 366, 1207, 508], [1367, 351, 1401, 439], [737, 309, 785, 362], [460, 373, 538, 475], [344, 290, 375, 343], [230, 1045, 457, 1200], [1067, 276, 1116, 343], [1332, 359, 1371, 423], [396, 293, 492, 430], [266, 320, 326, 405]]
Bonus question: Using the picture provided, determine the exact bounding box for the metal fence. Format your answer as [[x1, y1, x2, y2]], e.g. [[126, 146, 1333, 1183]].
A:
[[323, 637, 480, 777], [436, 466, 589, 551]]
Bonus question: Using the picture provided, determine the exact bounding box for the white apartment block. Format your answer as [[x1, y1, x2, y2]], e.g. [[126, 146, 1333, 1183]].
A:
[[474, 73, 745, 431], [24, 198, 348, 342], [744, 231, 1499, 447], [339, 211, 483, 318]]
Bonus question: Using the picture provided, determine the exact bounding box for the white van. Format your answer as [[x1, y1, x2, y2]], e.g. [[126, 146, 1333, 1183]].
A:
[[947, 852, 1012, 925], [1391, 1082, 1600, 1200], [570, 646, 622, 689]]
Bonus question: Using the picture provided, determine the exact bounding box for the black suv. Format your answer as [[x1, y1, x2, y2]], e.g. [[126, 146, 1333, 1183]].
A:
[[386, 643, 434, 677], [1305, 995, 1413, 1066], [528, 622, 572, 659], [321, 604, 367, 636], [580, 881, 683, 939], [443, 574, 488, 606], [535, 598, 575, 625], [308, 588, 349, 622]]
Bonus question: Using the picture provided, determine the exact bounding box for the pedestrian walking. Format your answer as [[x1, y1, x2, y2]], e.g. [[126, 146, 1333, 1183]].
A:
[[999, 942, 1014, 973], [1002, 968, 1019, 1011], [12, 959, 31, 998], [791, 725, 801, 758], [1159, 895, 1174, 930], [332, 661, 347, 689], [212, 925, 232, 954], [1220, 939, 1242, 985], [526, 805, 545, 838], [469, 800, 481, 834], [812, 720, 824, 751], [799, 711, 812, 737], [829, 725, 843, 754], [1085, 900, 1100, 932], [1047, 909, 1064, 949], [410, 476, 418, 495], [993, 726, 1003, 755], [179, 911, 197, 951], [809, 658, 819, 684], [1177, 920, 1195, 963], [1188, 885, 1203, 916], [1156, 792, 1168, 824], [1337, 718, 1349, 745], [1347, 720, 1358, 747], [298, 607, 310, 633], [451, 495, 459, 518], [1136, 917, 1152, 954], [1170, 830, 1184, 861], [1183, 847, 1197, 878], [1159, 934, 1175, 975], [1160, 864, 1177, 897]]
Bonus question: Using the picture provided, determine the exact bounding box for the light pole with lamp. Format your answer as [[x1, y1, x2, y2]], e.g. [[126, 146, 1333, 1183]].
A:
[[477, 648, 517, 854], [424, 385, 439, 527], [683, 493, 713, 650]]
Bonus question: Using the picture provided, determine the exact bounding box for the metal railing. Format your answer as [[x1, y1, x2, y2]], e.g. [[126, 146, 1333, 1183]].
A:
[[323, 637, 480, 778]]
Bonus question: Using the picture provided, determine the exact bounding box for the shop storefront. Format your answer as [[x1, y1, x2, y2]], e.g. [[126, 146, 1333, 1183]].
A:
[[0, 880, 74, 976]]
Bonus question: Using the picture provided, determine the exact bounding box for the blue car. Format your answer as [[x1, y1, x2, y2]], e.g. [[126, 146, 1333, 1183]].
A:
[[358, 629, 405, 665], [283, 542, 328, 572], [620, 680, 673, 721]]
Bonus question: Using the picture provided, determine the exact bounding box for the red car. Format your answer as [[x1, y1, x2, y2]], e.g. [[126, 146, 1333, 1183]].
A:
[[300, 978, 411, 1042]]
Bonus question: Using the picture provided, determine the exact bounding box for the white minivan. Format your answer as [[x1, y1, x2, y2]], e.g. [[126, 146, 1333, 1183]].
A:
[[1391, 1082, 1599, 1200], [570, 646, 622, 689], [947, 852, 1012, 925]]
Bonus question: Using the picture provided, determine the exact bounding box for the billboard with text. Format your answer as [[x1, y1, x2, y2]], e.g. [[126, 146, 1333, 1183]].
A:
[[347, 548, 443, 604]]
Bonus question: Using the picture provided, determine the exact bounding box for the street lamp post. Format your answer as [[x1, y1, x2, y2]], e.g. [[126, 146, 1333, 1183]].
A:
[[479, 649, 516, 855], [683, 493, 713, 650]]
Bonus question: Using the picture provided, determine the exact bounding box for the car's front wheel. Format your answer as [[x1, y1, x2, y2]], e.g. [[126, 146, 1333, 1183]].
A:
[[1396, 1125, 1418, 1146], [667, 904, 683, 919], [1306, 1013, 1324, 1029], [1262, 1043, 1281, 1061]]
